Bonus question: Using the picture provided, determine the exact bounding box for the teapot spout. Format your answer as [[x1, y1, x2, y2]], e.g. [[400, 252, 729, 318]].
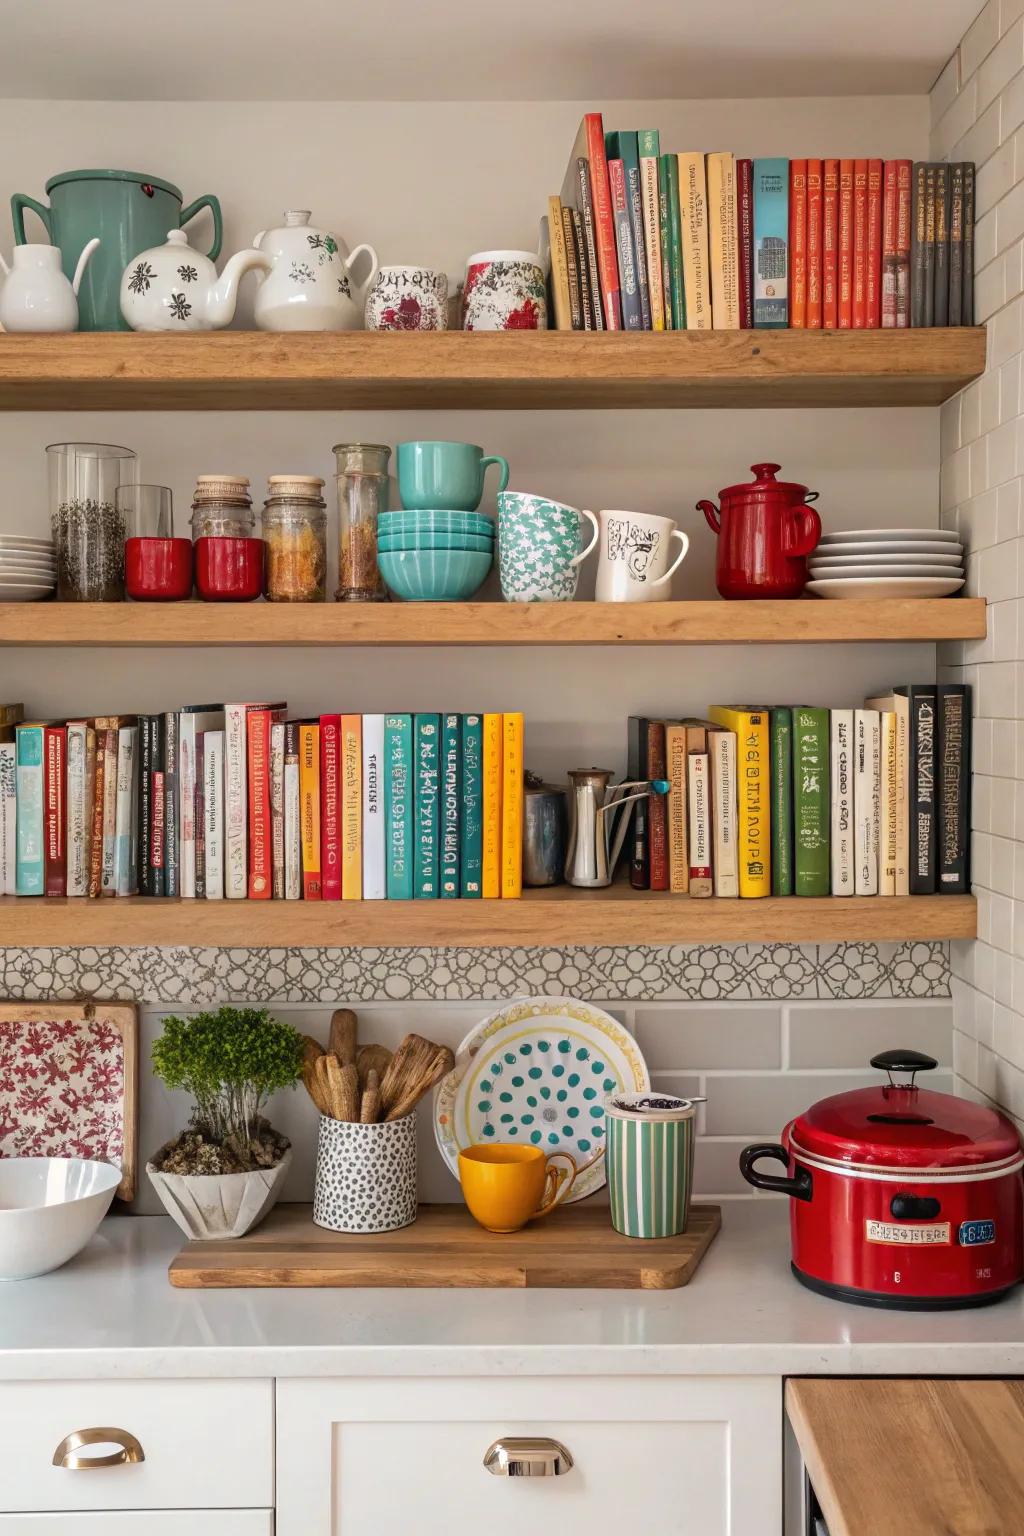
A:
[[72, 238, 100, 295], [206, 247, 273, 327]]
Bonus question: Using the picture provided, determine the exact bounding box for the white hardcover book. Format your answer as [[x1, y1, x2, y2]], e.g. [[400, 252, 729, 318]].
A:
[[829, 710, 854, 895], [284, 755, 301, 900], [866, 691, 910, 896], [0, 742, 15, 895], [687, 750, 713, 898], [854, 709, 880, 896], [114, 726, 138, 896], [179, 707, 222, 898], [65, 722, 88, 897], [270, 721, 286, 900], [203, 730, 225, 900], [100, 728, 119, 896], [223, 703, 249, 899], [362, 713, 386, 900], [709, 729, 738, 897]]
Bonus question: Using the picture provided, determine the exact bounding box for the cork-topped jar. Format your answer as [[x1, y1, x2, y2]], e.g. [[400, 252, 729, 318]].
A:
[[190, 474, 255, 539], [262, 474, 327, 603]]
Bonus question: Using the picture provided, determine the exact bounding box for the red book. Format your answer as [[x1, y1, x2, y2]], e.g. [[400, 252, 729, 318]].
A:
[[246, 708, 276, 899], [838, 159, 854, 329], [823, 159, 839, 327], [44, 725, 66, 897], [737, 158, 754, 328], [647, 721, 669, 892], [806, 159, 823, 328], [789, 160, 807, 327], [585, 113, 622, 329], [881, 160, 899, 328], [865, 158, 883, 328], [852, 159, 868, 328], [895, 160, 913, 328], [319, 712, 341, 901]]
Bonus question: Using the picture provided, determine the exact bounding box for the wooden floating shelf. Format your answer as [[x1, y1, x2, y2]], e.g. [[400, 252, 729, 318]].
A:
[[0, 892, 976, 947], [0, 598, 986, 647], [0, 328, 986, 411]]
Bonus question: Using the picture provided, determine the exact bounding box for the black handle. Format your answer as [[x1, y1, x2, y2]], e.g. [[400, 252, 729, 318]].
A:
[[870, 1049, 938, 1074], [890, 1194, 941, 1220], [739, 1143, 813, 1202]]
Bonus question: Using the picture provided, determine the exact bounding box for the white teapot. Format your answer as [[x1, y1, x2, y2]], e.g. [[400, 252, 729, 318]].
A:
[[249, 210, 379, 331], [0, 238, 99, 332], [119, 229, 272, 332]]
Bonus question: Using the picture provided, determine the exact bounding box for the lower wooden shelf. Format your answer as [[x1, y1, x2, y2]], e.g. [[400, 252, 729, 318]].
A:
[[0, 891, 976, 946]]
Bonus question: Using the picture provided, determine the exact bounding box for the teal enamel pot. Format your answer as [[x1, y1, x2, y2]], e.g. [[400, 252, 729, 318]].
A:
[[12, 169, 222, 331]]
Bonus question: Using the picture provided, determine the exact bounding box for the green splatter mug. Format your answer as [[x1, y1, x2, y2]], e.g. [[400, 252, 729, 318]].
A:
[[605, 1091, 699, 1238], [497, 491, 600, 602]]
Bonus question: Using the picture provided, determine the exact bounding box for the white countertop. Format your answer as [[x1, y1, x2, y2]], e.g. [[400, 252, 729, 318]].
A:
[[2, 1203, 1023, 1381]]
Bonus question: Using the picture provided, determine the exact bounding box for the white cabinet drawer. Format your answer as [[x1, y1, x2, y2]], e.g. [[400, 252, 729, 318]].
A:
[[0, 1514, 272, 1535], [277, 1376, 781, 1536], [0, 1380, 272, 1513]]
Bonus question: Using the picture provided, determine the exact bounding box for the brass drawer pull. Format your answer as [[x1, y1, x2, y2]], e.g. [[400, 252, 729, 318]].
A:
[[53, 1427, 145, 1470], [483, 1436, 574, 1478]]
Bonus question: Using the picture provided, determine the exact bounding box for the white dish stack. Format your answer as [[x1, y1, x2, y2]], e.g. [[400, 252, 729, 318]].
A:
[[806, 527, 966, 599], [0, 536, 56, 602]]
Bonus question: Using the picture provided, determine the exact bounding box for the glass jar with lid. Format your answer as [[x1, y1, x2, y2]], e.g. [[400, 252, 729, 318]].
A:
[[190, 474, 255, 540], [262, 475, 327, 603], [333, 442, 390, 602]]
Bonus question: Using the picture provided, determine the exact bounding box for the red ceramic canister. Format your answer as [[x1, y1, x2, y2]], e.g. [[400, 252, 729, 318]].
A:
[[194, 536, 265, 601], [125, 536, 194, 601], [697, 462, 822, 599]]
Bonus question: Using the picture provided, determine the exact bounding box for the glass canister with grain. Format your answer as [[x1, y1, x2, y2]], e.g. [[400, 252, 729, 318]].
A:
[[334, 442, 390, 602], [262, 475, 327, 603]]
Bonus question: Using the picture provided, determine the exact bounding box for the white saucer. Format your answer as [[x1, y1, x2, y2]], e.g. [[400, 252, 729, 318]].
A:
[[809, 564, 965, 580], [815, 540, 963, 558], [807, 575, 966, 599], [819, 527, 959, 544]]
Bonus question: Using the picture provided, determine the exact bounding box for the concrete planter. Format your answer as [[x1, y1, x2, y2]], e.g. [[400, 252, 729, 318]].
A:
[[146, 1142, 292, 1240]]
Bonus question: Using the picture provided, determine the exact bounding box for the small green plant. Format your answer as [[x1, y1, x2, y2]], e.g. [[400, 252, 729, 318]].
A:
[[152, 1007, 304, 1156]]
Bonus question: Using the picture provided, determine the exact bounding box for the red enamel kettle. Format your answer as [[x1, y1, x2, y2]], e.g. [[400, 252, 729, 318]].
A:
[[698, 462, 821, 599]]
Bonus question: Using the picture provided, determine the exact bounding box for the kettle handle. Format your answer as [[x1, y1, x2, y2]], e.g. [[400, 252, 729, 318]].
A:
[[345, 243, 379, 300], [11, 192, 51, 245], [697, 499, 721, 534], [782, 505, 822, 558]]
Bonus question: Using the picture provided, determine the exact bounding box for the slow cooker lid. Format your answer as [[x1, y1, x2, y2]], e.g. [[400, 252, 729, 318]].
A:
[[789, 1050, 1022, 1169]]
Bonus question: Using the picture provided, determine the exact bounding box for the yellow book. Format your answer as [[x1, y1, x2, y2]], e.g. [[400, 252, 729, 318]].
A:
[[706, 151, 739, 329], [678, 152, 711, 330], [298, 723, 321, 900], [341, 713, 362, 900], [547, 196, 573, 330], [707, 706, 770, 896], [482, 713, 502, 899], [500, 712, 524, 899], [665, 721, 689, 894], [865, 692, 909, 895]]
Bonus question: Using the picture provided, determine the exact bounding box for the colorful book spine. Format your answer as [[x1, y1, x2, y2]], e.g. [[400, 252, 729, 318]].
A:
[[854, 709, 880, 898], [362, 713, 386, 901], [482, 713, 502, 898], [114, 725, 137, 897], [679, 152, 711, 330], [948, 162, 965, 328], [645, 718, 669, 891], [147, 715, 165, 898], [319, 712, 341, 901], [924, 164, 937, 327], [341, 713, 362, 900], [910, 162, 928, 327], [707, 707, 770, 896], [882, 160, 899, 328], [664, 152, 685, 329], [752, 158, 789, 328], [299, 722, 322, 900], [99, 721, 118, 897], [89, 723, 106, 900], [203, 729, 224, 900], [0, 740, 14, 895], [865, 692, 910, 896], [43, 724, 65, 898], [707, 150, 739, 329], [561, 203, 584, 329], [137, 715, 152, 897], [852, 159, 868, 328], [709, 727, 738, 898], [414, 713, 440, 899], [246, 708, 273, 900], [162, 710, 179, 898], [737, 157, 754, 329], [270, 719, 285, 900], [866, 159, 883, 328], [15, 724, 44, 895], [903, 685, 937, 895], [384, 714, 413, 900], [194, 731, 206, 897], [178, 715, 197, 899], [638, 129, 665, 330], [933, 161, 951, 327], [501, 712, 523, 899], [657, 152, 674, 329], [665, 721, 688, 894], [792, 707, 830, 897], [283, 723, 301, 901], [769, 707, 793, 897], [224, 704, 249, 900], [607, 130, 650, 329], [546, 195, 572, 331], [838, 159, 854, 328], [829, 709, 854, 896], [583, 112, 622, 329], [441, 713, 461, 897], [608, 157, 643, 329], [627, 714, 648, 888], [806, 159, 823, 328], [962, 163, 975, 325], [896, 159, 913, 327], [823, 159, 839, 328], [570, 204, 595, 329], [575, 164, 603, 330], [876, 709, 898, 896], [151, 764, 165, 896], [687, 751, 713, 898], [64, 722, 88, 898], [460, 713, 483, 898], [937, 684, 971, 893], [789, 159, 807, 327]]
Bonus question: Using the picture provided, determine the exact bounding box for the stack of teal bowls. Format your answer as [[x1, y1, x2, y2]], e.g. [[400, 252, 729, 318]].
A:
[[377, 511, 495, 601]]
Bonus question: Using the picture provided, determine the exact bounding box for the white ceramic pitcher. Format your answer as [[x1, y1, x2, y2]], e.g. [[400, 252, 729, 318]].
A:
[[0, 238, 99, 333]]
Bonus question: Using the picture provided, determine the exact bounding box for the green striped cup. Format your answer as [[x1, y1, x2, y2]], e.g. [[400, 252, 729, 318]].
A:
[[605, 1092, 699, 1239]]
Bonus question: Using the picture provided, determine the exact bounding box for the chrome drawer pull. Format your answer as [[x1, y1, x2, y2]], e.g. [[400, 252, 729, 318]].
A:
[[483, 1437, 573, 1478], [53, 1427, 145, 1469]]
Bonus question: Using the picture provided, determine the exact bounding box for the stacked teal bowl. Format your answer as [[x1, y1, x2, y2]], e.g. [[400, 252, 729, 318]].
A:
[[378, 511, 495, 601]]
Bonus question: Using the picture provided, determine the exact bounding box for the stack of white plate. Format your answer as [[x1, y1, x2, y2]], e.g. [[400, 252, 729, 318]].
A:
[[0, 536, 57, 602], [807, 528, 965, 599]]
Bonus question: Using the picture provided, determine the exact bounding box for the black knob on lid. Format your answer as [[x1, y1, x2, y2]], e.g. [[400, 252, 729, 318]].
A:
[[871, 1049, 938, 1074]]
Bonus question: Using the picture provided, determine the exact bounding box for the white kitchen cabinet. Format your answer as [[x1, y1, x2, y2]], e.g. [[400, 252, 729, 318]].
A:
[[0, 1514, 272, 1534], [276, 1375, 781, 1536]]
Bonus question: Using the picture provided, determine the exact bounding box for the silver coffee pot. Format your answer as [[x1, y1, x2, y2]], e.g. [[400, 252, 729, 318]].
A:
[[565, 768, 669, 888]]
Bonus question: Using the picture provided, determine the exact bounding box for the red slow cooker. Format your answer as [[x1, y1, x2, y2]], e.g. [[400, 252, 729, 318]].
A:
[[740, 1049, 1024, 1310]]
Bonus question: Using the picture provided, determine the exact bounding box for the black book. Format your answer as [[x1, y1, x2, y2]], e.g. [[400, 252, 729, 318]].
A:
[[163, 709, 179, 898], [948, 163, 965, 327], [923, 164, 937, 327], [910, 162, 928, 328], [937, 684, 972, 895], [897, 685, 937, 894], [627, 715, 649, 889], [138, 715, 152, 897], [576, 157, 606, 329], [933, 163, 951, 327], [570, 208, 594, 330], [962, 162, 975, 325]]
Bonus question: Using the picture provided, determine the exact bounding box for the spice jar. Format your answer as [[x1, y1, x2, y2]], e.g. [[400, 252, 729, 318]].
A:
[[190, 474, 255, 539], [191, 474, 263, 602], [47, 442, 138, 602], [262, 475, 327, 603], [334, 442, 390, 602]]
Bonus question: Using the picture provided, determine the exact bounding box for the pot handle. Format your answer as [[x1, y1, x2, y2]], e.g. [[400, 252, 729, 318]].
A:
[[11, 192, 51, 244], [782, 505, 822, 558], [697, 498, 721, 534], [739, 1143, 813, 1202], [179, 194, 223, 262]]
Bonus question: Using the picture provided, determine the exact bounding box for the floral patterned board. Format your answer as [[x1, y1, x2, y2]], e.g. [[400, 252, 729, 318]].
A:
[[433, 998, 649, 1202], [0, 1002, 138, 1199]]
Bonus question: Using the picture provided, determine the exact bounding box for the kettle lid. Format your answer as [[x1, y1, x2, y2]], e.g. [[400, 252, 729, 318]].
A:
[[718, 462, 813, 501]]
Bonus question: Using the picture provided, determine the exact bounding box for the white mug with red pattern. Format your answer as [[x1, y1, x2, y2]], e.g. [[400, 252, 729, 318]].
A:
[[461, 249, 548, 331], [365, 265, 449, 331]]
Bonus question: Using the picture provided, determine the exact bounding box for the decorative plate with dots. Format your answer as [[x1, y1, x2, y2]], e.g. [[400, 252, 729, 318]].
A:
[[433, 997, 649, 1202]]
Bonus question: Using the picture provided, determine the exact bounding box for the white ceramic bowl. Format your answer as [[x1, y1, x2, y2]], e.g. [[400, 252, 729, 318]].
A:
[[0, 1157, 120, 1280]]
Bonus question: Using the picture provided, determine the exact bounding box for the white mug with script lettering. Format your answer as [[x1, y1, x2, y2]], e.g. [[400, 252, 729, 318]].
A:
[[594, 509, 690, 602]]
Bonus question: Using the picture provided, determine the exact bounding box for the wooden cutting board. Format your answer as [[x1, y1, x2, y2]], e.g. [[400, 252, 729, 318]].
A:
[[169, 1202, 721, 1289]]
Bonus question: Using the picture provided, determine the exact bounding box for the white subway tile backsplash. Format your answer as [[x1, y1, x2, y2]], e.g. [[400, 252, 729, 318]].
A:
[[633, 1006, 781, 1070], [706, 1071, 954, 1137], [965, 0, 1003, 85], [979, 22, 1024, 114], [936, 70, 979, 155], [979, 136, 1017, 214], [787, 1003, 952, 1068], [932, 53, 960, 123]]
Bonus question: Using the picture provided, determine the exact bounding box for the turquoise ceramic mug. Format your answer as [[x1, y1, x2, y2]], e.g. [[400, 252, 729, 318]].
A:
[[498, 491, 599, 602], [397, 441, 510, 512]]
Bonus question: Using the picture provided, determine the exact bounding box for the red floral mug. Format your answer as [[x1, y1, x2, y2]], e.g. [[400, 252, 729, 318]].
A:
[[365, 265, 449, 331], [462, 249, 548, 331]]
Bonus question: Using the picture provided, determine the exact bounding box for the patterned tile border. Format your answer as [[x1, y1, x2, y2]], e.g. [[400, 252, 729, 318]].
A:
[[0, 942, 950, 1004]]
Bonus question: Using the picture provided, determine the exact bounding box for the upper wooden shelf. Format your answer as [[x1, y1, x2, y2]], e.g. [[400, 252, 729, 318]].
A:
[[0, 598, 985, 647], [0, 329, 986, 411]]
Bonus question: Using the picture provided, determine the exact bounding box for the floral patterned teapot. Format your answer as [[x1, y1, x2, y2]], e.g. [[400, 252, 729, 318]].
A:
[[249, 210, 379, 332], [119, 229, 271, 331]]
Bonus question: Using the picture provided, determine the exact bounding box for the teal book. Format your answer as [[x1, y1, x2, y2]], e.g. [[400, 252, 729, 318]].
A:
[[606, 130, 649, 329], [414, 713, 440, 899], [663, 153, 686, 328], [460, 713, 483, 898], [384, 714, 413, 900], [441, 713, 461, 899], [753, 157, 789, 328], [792, 707, 830, 896], [15, 723, 44, 896], [770, 707, 794, 896]]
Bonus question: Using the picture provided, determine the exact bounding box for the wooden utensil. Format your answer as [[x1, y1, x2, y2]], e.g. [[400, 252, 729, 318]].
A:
[[360, 1069, 381, 1125], [328, 1008, 358, 1067], [324, 1054, 359, 1121], [384, 1040, 456, 1123], [357, 1043, 392, 1091], [378, 1034, 435, 1116]]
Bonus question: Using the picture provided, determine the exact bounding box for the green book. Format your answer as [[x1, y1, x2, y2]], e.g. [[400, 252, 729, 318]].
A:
[[384, 714, 413, 900], [460, 713, 483, 898], [792, 707, 830, 897], [662, 152, 686, 329], [657, 149, 673, 330], [441, 713, 461, 899], [770, 707, 793, 896], [414, 713, 440, 899]]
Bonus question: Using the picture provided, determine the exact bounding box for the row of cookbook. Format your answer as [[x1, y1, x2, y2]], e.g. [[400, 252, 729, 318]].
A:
[[0, 705, 525, 901], [629, 686, 971, 898], [549, 112, 974, 331]]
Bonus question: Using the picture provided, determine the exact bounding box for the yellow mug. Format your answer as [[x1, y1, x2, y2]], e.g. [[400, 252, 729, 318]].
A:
[[459, 1143, 577, 1233]]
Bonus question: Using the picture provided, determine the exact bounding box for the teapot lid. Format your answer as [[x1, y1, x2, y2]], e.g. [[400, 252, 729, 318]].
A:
[[718, 462, 812, 500], [164, 229, 191, 247]]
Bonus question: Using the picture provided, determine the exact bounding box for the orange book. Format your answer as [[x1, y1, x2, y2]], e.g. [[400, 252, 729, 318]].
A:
[[823, 159, 839, 327], [500, 713, 523, 899], [341, 713, 362, 900], [852, 159, 868, 328], [806, 159, 823, 328], [481, 713, 502, 898], [865, 158, 883, 328], [838, 160, 855, 328], [789, 160, 807, 327], [299, 723, 321, 900]]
